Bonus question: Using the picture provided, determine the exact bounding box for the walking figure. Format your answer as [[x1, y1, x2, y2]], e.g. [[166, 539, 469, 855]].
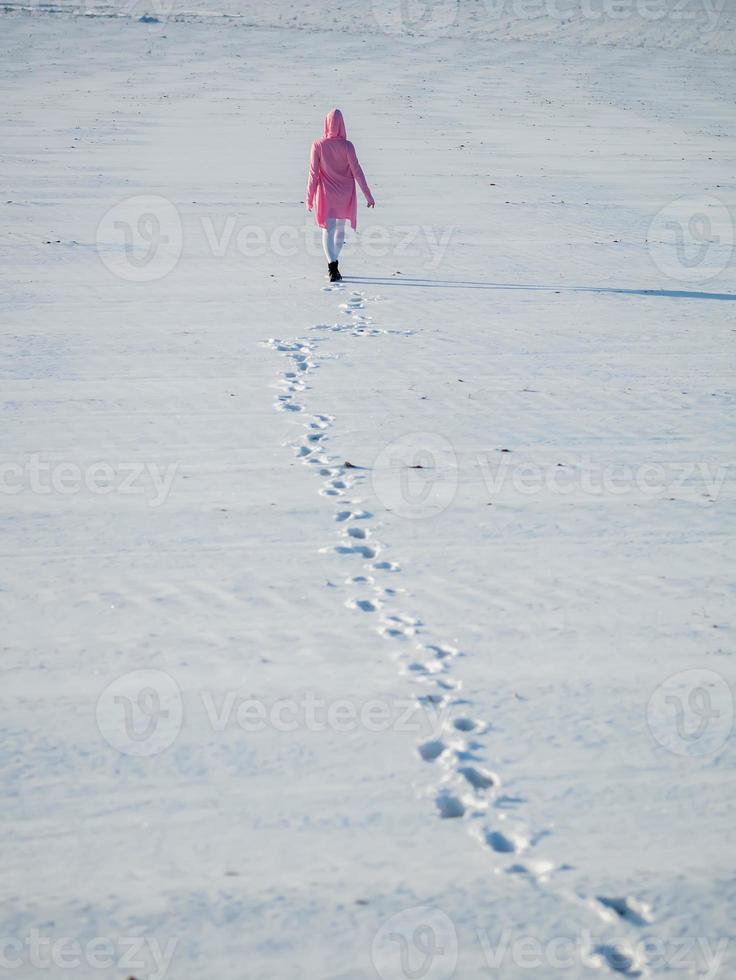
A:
[[306, 108, 375, 282]]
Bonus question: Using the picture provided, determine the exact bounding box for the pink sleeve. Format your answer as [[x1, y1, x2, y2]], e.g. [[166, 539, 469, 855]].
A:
[[306, 141, 320, 210], [347, 142, 374, 205]]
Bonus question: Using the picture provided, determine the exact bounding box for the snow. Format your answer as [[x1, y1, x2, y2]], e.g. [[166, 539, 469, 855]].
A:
[[3, 0, 736, 53], [1, 4, 735, 979]]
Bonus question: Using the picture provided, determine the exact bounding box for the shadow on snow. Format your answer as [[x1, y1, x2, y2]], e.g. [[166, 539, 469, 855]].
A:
[[343, 276, 735, 302]]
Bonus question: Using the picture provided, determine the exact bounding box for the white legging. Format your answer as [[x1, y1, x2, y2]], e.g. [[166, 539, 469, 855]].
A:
[[322, 218, 346, 263]]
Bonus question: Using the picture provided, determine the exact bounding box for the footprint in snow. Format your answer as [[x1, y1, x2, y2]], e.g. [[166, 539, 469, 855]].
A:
[[593, 944, 645, 977], [421, 643, 459, 663], [380, 614, 420, 639], [435, 791, 466, 819], [507, 858, 557, 880], [346, 597, 380, 613], [334, 543, 377, 560], [269, 340, 303, 352], [435, 676, 461, 691], [417, 692, 451, 709], [452, 717, 480, 733], [321, 482, 350, 498], [458, 765, 498, 792], [345, 526, 368, 540], [596, 896, 653, 926], [481, 828, 528, 855], [418, 739, 447, 762], [406, 657, 446, 676], [335, 508, 372, 522], [381, 585, 405, 597], [373, 560, 400, 572]]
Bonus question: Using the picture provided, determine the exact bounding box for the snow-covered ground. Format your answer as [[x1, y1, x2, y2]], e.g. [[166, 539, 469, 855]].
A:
[[2, 0, 736, 53], [2, 4, 735, 978]]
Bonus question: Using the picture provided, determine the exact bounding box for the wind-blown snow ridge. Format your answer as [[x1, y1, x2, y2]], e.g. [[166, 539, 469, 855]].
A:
[[3, 0, 735, 53]]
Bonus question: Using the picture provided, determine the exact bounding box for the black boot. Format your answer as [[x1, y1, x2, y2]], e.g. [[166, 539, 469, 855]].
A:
[[328, 260, 342, 283]]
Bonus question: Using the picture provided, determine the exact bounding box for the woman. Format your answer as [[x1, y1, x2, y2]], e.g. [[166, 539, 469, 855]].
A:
[[306, 108, 375, 283]]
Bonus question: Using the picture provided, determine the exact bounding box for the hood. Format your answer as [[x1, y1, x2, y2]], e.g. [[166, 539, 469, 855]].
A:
[[323, 108, 346, 139]]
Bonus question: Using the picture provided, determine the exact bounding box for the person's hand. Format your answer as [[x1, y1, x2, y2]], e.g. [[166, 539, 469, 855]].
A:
[[367, 199, 375, 208]]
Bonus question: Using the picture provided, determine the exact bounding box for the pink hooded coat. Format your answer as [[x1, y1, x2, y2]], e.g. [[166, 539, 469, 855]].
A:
[[306, 109, 374, 231]]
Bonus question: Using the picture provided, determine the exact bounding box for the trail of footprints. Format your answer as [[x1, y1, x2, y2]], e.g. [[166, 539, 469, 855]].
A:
[[266, 286, 652, 976], [266, 290, 543, 861]]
